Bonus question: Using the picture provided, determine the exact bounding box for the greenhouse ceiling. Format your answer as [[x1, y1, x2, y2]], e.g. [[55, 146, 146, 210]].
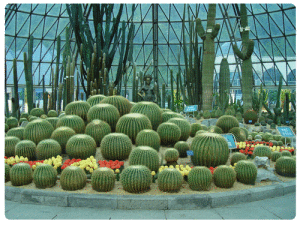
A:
[[5, 3, 296, 89]]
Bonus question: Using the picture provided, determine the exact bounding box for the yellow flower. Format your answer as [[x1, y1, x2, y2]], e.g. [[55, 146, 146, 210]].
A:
[[86, 166, 90, 171], [115, 169, 120, 174], [90, 156, 94, 160], [89, 168, 94, 173], [169, 165, 174, 169], [158, 168, 163, 173], [151, 171, 156, 176], [184, 170, 189, 176], [175, 165, 180, 169], [180, 171, 184, 176], [24, 157, 28, 162], [53, 165, 58, 169], [32, 165, 36, 170]]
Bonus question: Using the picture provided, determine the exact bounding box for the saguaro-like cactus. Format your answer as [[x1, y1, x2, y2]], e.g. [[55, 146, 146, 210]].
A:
[[233, 4, 254, 112], [219, 58, 230, 111], [195, 4, 220, 111]]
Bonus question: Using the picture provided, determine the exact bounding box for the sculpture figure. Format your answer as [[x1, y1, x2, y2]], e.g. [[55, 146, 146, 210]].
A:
[[138, 75, 157, 103]]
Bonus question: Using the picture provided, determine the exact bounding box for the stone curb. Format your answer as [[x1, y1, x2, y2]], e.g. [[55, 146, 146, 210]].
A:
[[5, 180, 296, 210]]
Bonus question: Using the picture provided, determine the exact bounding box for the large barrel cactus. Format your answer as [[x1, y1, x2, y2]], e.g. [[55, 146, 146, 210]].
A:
[[116, 113, 152, 143], [15, 140, 36, 160], [157, 168, 183, 192], [85, 119, 111, 146], [60, 166, 87, 191], [130, 101, 162, 130], [216, 115, 239, 133], [10, 163, 33, 186], [213, 165, 236, 188], [253, 145, 272, 159], [191, 132, 229, 167], [91, 167, 115, 192], [87, 103, 120, 131], [5, 136, 21, 157], [188, 166, 212, 191], [167, 118, 191, 141], [65, 100, 91, 121], [56, 115, 85, 134], [6, 127, 25, 140], [275, 156, 296, 177], [100, 95, 132, 116], [86, 94, 107, 106], [33, 164, 57, 188], [36, 139, 62, 160], [129, 146, 160, 172], [135, 129, 161, 151], [234, 160, 257, 185], [174, 141, 189, 158], [120, 165, 152, 193], [24, 119, 54, 144], [66, 134, 97, 160], [50, 126, 76, 153], [157, 122, 181, 146]]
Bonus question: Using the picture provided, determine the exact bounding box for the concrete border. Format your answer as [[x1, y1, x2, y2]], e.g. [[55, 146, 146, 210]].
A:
[[5, 180, 296, 210]]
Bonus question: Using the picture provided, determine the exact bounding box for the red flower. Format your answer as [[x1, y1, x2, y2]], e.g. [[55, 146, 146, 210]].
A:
[[248, 151, 253, 155]]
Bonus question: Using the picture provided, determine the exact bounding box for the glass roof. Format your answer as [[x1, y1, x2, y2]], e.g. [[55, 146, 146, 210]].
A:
[[5, 3, 296, 89]]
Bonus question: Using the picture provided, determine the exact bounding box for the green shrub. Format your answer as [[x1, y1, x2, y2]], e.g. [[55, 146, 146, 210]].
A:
[[100, 133, 132, 160], [229, 127, 246, 142], [91, 167, 115, 192], [87, 94, 107, 106], [271, 151, 282, 162], [213, 165, 236, 188], [135, 129, 160, 151], [36, 139, 62, 160], [100, 95, 132, 116], [216, 115, 239, 133], [85, 119, 111, 146], [234, 160, 257, 185], [253, 146, 272, 158], [190, 123, 202, 137], [167, 118, 191, 141], [15, 140, 36, 160], [60, 166, 87, 191], [65, 101, 91, 121], [129, 146, 160, 172], [191, 133, 229, 167], [158, 168, 183, 192], [5, 136, 21, 157], [164, 148, 179, 163], [6, 117, 18, 129], [10, 163, 33, 186], [188, 166, 212, 191], [243, 109, 258, 124], [66, 134, 97, 160], [51, 126, 76, 153], [33, 164, 57, 188], [174, 141, 189, 158], [230, 152, 247, 166], [120, 165, 151, 193], [6, 127, 25, 140], [275, 156, 296, 177], [30, 108, 45, 117], [157, 122, 181, 146], [56, 115, 85, 134]]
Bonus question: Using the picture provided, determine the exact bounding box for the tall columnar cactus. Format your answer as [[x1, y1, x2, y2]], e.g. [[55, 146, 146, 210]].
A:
[[60, 166, 87, 191], [12, 58, 20, 119], [253, 145, 272, 159], [15, 140, 37, 160], [100, 133, 132, 160], [36, 139, 62, 160], [51, 126, 76, 153], [120, 165, 152, 193], [129, 146, 160, 172], [167, 118, 191, 141], [215, 115, 239, 133], [10, 163, 33, 186], [91, 167, 115, 192], [195, 4, 220, 111], [33, 164, 58, 188], [234, 160, 257, 185], [188, 166, 212, 191], [66, 134, 97, 160], [157, 168, 183, 192], [191, 132, 229, 167], [100, 95, 132, 116], [56, 115, 86, 134], [233, 4, 254, 112], [213, 165, 236, 188], [5, 136, 21, 157], [275, 156, 296, 177], [24, 119, 54, 145], [135, 129, 161, 151], [157, 122, 181, 146], [65, 101, 91, 121], [161, 83, 166, 108], [219, 58, 230, 111], [115, 113, 152, 144]]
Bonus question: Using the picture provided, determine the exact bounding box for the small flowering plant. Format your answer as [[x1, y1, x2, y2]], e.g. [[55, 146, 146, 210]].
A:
[[98, 160, 124, 171], [61, 156, 98, 174]]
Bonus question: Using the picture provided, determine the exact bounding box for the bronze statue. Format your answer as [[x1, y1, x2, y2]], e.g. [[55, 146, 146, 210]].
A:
[[138, 75, 157, 103]]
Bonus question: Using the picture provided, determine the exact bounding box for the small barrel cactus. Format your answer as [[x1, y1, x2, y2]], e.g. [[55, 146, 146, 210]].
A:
[[6, 127, 25, 140], [6, 116, 19, 129], [164, 148, 179, 164], [36, 139, 62, 160], [15, 140, 37, 160], [157, 168, 183, 192], [250, 132, 258, 139], [24, 119, 54, 144], [129, 146, 160, 172], [56, 115, 85, 134], [191, 132, 229, 167], [230, 152, 247, 166], [65, 100, 91, 121], [281, 150, 292, 157], [174, 141, 189, 158], [262, 132, 273, 142], [188, 166, 212, 191], [5, 136, 21, 157], [190, 123, 202, 137], [229, 127, 246, 142], [5, 123, 9, 133], [213, 165, 236, 188], [275, 156, 296, 177], [100, 133, 132, 160], [243, 109, 258, 124], [234, 160, 257, 185], [91, 167, 115, 192], [29, 116, 39, 122], [60, 166, 87, 191], [273, 135, 282, 141], [157, 122, 181, 146], [203, 110, 211, 119], [281, 137, 291, 145], [66, 134, 97, 160], [100, 95, 132, 116], [85, 119, 111, 146], [120, 165, 152, 193], [47, 110, 58, 117], [271, 151, 282, 162], [30, 108, 45, 117], [33, 164, 57, 188], [162, 111, 184, 123], [216, 115, 239, 133], [5, 163, 10, 182], [46, 117, 59, 129], [167, 118, 191, 141], [51, 126, 76, 153], [208, 125, 223, 134], [135, 129, 161, 151], [20, 112, 29, 119], [253, 145, 272, 159], [10, 163, 33, 186], [86, 94, 107, 106]]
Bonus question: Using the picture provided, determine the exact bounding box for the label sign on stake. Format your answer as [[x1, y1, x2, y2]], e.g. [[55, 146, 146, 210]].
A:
[[277, 126, 295, 137], [184, 105, 198, 113], [186, 150, 194, 156], [221, 133, 237, 149]]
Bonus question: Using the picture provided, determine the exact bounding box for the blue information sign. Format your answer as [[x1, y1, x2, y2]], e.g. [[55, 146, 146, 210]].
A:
[[277, 126, 295, 137], [184, 105, 198, 113], [186, 150, 194, 156], [221, 133, 237, 149]]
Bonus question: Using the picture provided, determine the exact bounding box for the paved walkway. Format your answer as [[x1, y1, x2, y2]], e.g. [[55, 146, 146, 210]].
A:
[[4, 192, 296, 220]]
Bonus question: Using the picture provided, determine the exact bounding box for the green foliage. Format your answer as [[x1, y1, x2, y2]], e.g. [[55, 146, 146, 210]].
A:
[[60, 166, 87, 191], [188, 166, 212, 191], [191, 132, 229, 167], [190, 123, 202, 137], [15, 140, 36, 160], [271, 151, 282, 162], [157, 122, 181, 146], [85, 119, 111, 146], [135, 129, 161, 151], [213, 165, 236, 188], [158, 168, 183, 192], [229, 127, 246, 142], [129, 146, 160, 172], [230, 152, 247, 166], [275, 156, 296, 177], [6, 116, 19, 129], [66, 134, 97, 159], [253, 145, 272, 158], [36, 139, 62, 160], [10, 163, 33, 186], [216, 115, 239, 133], [100, 95, 132, 116], [167, 117, 191, 141], [174, 141, 189, 158], [120, 165, 152, 193], [6, 127, 25, 140], [91, 167, 115, 192], [5, 136, 21, 157], [56, 115, 85, 134], [33, 164, 57, 188], [65, 101, 91, 121], [164, 148, 179, 163], [100, 133, 132, 160], [234, 160, 257, 185]]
